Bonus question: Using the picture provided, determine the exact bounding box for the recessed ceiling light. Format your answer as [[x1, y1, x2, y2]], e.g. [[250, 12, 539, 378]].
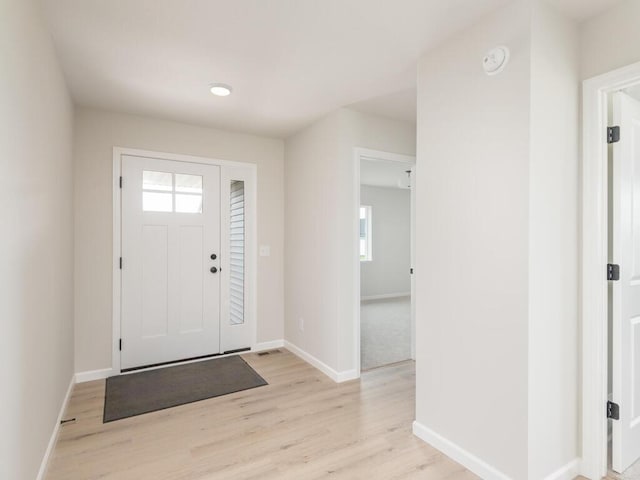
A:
[[210, 83, 232, 97]]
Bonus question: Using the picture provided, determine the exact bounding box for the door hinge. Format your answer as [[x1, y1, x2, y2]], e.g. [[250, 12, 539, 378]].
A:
[[119, 339, 122, 351], [607, 263, 620, 281], [607, 126, 620, 144], [607, 401, 620, 420], [119, 176, 123, 188], [119, 257, 123, 269]]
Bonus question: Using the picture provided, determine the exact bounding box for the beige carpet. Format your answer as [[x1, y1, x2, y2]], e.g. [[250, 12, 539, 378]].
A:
[[360, 296, 411, 370]]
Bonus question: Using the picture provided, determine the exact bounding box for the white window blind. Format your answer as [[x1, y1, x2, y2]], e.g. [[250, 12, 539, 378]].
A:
[[229, 180, 245, 325]]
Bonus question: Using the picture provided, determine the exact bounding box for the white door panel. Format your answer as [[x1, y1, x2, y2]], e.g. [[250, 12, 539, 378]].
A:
[[121, 155, 221, 369], [612, 92, 640, 473], [141, 225, 169, 337], [177, 225, 205, 333]]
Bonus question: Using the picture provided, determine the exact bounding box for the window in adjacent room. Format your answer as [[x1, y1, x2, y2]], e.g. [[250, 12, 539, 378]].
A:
[[360, 205, 372, 261]]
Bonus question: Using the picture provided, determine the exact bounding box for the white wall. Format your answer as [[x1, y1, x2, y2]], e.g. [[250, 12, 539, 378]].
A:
[[360, 185, 411, 298], [528, 2, 579, 478], [414, 1, 580, 479], [284, 109, 415, 375], [0, 0, 75, 478], [284, 111, 343, 372], [415, 2, 531, 477], [581, 0, 640, 80], [73, 107, 284, 373]]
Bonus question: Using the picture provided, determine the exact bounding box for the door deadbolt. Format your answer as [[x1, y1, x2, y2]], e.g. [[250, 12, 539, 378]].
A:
[[210, 253, 217, 260]]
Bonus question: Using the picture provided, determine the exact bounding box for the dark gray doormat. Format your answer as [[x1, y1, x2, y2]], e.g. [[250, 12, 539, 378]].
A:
[[103, 355, 267, 423]]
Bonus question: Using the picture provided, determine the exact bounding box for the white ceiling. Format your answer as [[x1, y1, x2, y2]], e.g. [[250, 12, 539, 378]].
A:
[[39, 0, 511, 138], [361, 159, 414, 189], [40, 0, 623, 138], [349, 89, 417, 124], [549, 0, 624, 21]]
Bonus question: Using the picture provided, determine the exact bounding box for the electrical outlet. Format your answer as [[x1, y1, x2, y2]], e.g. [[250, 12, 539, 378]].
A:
[[299, 317, 304, 331]]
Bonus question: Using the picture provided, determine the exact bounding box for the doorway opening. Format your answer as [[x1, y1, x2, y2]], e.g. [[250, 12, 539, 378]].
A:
[[354, 148, 415, 373], [582, 61, 640, 480]]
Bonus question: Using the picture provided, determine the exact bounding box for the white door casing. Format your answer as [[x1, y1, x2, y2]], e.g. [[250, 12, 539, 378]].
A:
[[410, 164, 416, 361], [353, 148, 416, 376], [121, 155, 221, 369], [581, 61, 640, 480], [612, 92, 640, 473]]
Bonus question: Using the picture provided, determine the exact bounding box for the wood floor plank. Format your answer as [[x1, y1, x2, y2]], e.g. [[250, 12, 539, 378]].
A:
[[45, 350, 480, 480]]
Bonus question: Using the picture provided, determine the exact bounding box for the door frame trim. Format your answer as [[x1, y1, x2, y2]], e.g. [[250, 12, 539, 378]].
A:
[[352, 147, 416, 378], [581, 61, 640, 480], [112, 147, 258, 375]]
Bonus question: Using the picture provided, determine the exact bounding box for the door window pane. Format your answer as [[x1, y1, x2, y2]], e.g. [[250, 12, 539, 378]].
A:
[[175, 174, 203, 194], [143, 191, 173, 212], [142, 171, 203, 213], [143, 170, 172, 191]]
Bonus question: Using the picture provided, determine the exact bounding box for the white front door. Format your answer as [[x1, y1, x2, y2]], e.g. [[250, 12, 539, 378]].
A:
[[612, 92, 640, 473], [121, 155, 221, 369]]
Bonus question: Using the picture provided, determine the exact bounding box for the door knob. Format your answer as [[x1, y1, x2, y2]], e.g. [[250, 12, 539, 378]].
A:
[[210, 253, 217, 260], [210, 266, 218, 274]]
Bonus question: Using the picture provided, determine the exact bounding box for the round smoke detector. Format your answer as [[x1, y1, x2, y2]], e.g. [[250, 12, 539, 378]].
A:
[[483, 46, 510, 76]]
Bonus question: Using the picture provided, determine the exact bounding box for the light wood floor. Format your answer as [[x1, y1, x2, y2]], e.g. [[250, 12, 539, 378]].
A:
[[46, 349, 479, 480]]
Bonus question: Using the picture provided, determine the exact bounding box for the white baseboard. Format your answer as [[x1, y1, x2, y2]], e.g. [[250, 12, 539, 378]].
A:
[[361, 292, 410, 301], [543, 458, 581, 480], [36, 376, 75, 480], [284, 340, 359, 383], [253, 339, 285, 352], [412, 421, 511, 480], [335, 369, 359, 382], [75, 367, 114, 383], [76, 345, 286, 381]]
